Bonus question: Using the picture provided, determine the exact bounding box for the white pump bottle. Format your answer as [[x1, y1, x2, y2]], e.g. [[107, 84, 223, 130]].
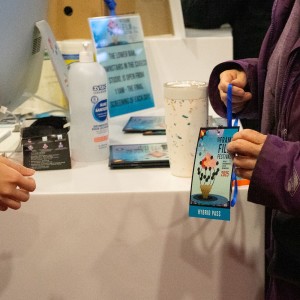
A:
[[68, 42, 109, 162]]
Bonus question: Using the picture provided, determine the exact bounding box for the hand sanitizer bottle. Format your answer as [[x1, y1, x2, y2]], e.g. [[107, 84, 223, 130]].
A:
[[68, 41, 109, 162]]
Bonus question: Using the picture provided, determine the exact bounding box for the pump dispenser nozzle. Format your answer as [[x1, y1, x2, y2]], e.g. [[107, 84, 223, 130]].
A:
[[79, 41, 94, 63]]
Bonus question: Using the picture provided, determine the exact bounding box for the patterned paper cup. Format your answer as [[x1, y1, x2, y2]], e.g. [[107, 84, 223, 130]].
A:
[[164, 81, 208, 177]]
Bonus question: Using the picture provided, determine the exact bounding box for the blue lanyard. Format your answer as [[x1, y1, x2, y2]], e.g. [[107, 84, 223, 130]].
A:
[[227, 84, 238, 207], [226, 84, 239, 127], [231, 173, 238, 207], [227, 84, 233, 127], [104, 0, 116, 16]]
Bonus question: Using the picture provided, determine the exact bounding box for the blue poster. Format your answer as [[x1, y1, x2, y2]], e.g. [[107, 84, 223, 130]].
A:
[[89, 15, 154, 117]]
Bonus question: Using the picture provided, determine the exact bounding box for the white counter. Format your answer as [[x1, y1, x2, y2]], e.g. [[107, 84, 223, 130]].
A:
[[0, 109, 264, 300]]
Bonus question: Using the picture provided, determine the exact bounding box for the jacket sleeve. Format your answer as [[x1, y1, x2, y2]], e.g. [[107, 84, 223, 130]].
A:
[[249, 134, 300, 215], [208, 58, 260, 120]]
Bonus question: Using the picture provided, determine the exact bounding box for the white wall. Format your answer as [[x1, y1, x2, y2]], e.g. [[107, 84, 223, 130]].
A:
[[144, 33, 233, 117]]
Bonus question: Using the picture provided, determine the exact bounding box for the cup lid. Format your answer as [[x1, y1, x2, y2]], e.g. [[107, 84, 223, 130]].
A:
[[164, 81, 208, 100]]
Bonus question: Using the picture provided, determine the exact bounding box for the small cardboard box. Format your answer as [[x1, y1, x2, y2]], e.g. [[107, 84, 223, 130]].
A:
[[47, 0, 174, 40]]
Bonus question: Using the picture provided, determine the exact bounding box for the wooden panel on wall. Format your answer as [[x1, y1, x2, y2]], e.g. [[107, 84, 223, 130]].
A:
[[135, 0, 173, 36], [48, 0, 173, 40], [47, 0, 104, 40]]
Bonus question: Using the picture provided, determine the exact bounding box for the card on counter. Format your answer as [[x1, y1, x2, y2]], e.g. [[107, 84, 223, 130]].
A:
[[123, 116, 166, 134], [109, 142, 169, 169], [189, 127, 239, 221]]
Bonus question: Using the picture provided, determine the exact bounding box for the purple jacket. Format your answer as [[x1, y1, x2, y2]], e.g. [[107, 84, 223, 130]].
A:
[[208, 0, 300, 298]]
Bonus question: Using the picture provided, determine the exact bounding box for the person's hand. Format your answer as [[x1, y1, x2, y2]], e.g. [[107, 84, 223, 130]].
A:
[[227, 129, 267, 180], [0, 156, 36, 211], [218, 69, 252, 113]]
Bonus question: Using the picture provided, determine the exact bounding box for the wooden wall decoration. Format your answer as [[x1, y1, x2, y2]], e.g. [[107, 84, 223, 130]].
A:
[[47, 0, 174, 40]]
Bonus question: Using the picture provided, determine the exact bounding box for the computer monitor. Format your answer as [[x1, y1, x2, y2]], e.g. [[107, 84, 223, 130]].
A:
[[0, 0, 49, 120]]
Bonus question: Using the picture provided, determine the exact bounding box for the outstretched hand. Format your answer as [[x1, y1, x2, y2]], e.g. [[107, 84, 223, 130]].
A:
[[0, 156, 36, 211], [227, 129, 267, 180], [218, 69, 252, 113]]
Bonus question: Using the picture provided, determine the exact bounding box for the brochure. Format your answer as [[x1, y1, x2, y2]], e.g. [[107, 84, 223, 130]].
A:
[[109, 142, 169, 169], [123, 116, 166, 134]]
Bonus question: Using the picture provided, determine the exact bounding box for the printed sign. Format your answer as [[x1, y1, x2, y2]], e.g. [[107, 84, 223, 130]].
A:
[[89, 15, 155, 117]]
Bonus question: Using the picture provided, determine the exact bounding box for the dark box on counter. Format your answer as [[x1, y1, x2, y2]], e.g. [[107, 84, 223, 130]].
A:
[[21, 116, 71, 171]]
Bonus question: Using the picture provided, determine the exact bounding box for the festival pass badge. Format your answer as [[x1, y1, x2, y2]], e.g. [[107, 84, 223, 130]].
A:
[[189, 127, 239, 221]]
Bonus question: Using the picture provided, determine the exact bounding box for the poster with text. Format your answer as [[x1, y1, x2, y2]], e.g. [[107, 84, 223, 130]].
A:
[[89, 15, 154, 117]]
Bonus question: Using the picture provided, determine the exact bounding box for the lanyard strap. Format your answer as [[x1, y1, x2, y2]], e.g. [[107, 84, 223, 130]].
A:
[[104, 0, 117, 16], [227, 84, 238, 207], [231, 173, 238, 207], [227, 83, 233, 127], [226, 84, 239, 127]]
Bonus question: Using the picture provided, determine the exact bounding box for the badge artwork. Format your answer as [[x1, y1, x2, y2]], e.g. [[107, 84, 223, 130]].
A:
[[189, 127, 239, 221]]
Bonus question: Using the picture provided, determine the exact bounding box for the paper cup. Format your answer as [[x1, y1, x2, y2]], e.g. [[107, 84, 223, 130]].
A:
[[164, 81, 208, 177]]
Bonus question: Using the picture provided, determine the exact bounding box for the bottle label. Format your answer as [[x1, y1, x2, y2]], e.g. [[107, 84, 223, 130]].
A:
[[92, 99, 108, 122]]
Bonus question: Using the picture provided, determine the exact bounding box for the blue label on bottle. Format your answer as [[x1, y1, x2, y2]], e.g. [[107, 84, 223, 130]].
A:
[[93, 99, 108, 122]]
